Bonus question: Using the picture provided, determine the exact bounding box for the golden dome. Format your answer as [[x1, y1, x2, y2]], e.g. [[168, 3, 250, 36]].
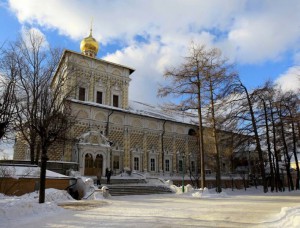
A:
[[80, 29, 99, 57]]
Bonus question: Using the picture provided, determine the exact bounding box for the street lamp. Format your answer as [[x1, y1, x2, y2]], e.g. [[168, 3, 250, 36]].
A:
[[179, 152, 185, 193]]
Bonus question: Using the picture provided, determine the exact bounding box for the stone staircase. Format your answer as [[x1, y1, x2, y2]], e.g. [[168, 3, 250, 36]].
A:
[[90, 173, 175, 196], [106, 184, 174, 196]]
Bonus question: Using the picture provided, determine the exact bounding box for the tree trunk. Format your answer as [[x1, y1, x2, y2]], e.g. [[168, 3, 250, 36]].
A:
[[241, 83, 268, 193], [209, 80, 221, 193], [270, 102, 281, 192], [196, 70, 205, 189], [198, 97, 206, 189], [287, 107, 299, 190], [39, 144, 48, 204], [278, 106, 294, 191], [262, 99, 274, 191]]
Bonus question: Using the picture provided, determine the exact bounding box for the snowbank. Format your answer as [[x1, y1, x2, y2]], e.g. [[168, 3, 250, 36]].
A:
[[170, 184, 195, 194], [265, 206, 300, 227], [170, 185, 229, 198], [0, 189, 73, 221], [1, 186, 300, 227]]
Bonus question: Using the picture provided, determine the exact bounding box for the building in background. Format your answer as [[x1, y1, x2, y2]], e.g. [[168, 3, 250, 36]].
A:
[[14, 29, 233, 178]]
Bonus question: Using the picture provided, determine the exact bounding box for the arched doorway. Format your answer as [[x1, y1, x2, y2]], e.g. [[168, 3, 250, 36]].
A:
[[94, 154, 103, 176], [84, 153, 104, 176], [84, 153, 94, 175]]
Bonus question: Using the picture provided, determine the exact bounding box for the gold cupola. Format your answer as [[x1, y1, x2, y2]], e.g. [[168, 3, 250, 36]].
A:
[[80, 28, 99, 58]]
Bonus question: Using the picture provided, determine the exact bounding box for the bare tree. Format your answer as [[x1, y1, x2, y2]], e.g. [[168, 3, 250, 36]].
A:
[[5, 29, 62, 164], [228, 81, 268, 193], [282, 92, 300, 190], [1, 29, 75, 203], [158, 43, 206, 188], [35, 75, 75, 203], [158, 44, 238, 191], [252, 84, 275, 192], [200, 47, 238, 193], [0, 48, 18, 141], [274, 91, 300, 191]]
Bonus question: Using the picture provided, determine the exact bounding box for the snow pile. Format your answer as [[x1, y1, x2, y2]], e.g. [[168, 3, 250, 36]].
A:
[[265, 206, 300, 227], [191, 189, 203, 198], [165, 180, 173, 186], [0, 189, 73, 221], [169, 185, 231, 198], [45, 188, 74, 202], [185, 184, 194, 192], [81, 177, 97, 200], [201, 187, 229, 198], [170, 184, 195, 194], [0, 186, 300, 227], [101, 186, 111, 198], [68, 169, 81, 178], [93, 189, 105, 200]]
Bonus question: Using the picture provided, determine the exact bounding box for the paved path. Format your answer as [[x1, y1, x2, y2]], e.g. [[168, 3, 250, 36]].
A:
[[9, 192, 300, 227]]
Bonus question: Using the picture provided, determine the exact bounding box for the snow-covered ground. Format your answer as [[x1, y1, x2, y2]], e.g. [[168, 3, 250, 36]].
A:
[[1, 186, 300, 227]]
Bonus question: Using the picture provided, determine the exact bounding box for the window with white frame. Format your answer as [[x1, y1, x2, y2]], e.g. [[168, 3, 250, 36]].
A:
[[134, 157, 139, 171], [150, 158, 155, 171]]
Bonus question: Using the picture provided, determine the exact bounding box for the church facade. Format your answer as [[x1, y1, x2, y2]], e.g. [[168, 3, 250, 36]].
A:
[[14, 29, 232, 178]]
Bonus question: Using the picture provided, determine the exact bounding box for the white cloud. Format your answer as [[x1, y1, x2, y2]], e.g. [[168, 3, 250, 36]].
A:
[[227, 1, 300, 63], [7, 0, 300, 103], [21, 26, 49, 50], [8, 0, 300, 63], [104, 41, 178, 104], [8, 0, 244, 46], [275, 66, 300, 92]]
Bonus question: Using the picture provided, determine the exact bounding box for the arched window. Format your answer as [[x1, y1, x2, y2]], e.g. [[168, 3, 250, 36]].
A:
[[188, 129, 196, 136], [84, 153, 94, 176], [94, 154, 103, 169], [85, 154, 93, 168]]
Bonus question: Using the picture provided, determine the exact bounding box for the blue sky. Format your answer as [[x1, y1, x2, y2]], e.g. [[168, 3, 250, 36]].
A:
[[0, 0, 300, 157]]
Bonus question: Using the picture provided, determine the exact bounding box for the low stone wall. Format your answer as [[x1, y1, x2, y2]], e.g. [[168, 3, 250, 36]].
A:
[[0, 177, 74, 196], [0, 160, 78, 175]]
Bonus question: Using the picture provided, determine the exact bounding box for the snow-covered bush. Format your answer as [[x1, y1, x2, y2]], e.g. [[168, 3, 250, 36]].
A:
[[102, 186, 111, 198], [123, 167, 131, 175], [185, 184, 194, 192], [165, 180, 173, 186]]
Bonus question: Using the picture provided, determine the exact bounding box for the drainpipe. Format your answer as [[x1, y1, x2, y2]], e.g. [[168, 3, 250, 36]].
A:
[[161, 120, 167, 173], [75, 139, 80, 173], [105, 110, 114, 137], [105, 110, 114, 172]]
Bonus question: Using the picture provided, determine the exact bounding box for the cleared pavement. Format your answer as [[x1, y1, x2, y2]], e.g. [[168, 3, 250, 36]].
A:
[[12, 191, 300, 227]]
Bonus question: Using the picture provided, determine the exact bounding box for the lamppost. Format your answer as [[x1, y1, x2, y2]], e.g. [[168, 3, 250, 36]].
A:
[[181, 152, 185, 193], [281, 167, 285, 192]]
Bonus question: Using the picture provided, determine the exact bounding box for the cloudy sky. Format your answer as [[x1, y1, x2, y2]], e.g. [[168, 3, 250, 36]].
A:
[[1, 0, 300, 106]]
